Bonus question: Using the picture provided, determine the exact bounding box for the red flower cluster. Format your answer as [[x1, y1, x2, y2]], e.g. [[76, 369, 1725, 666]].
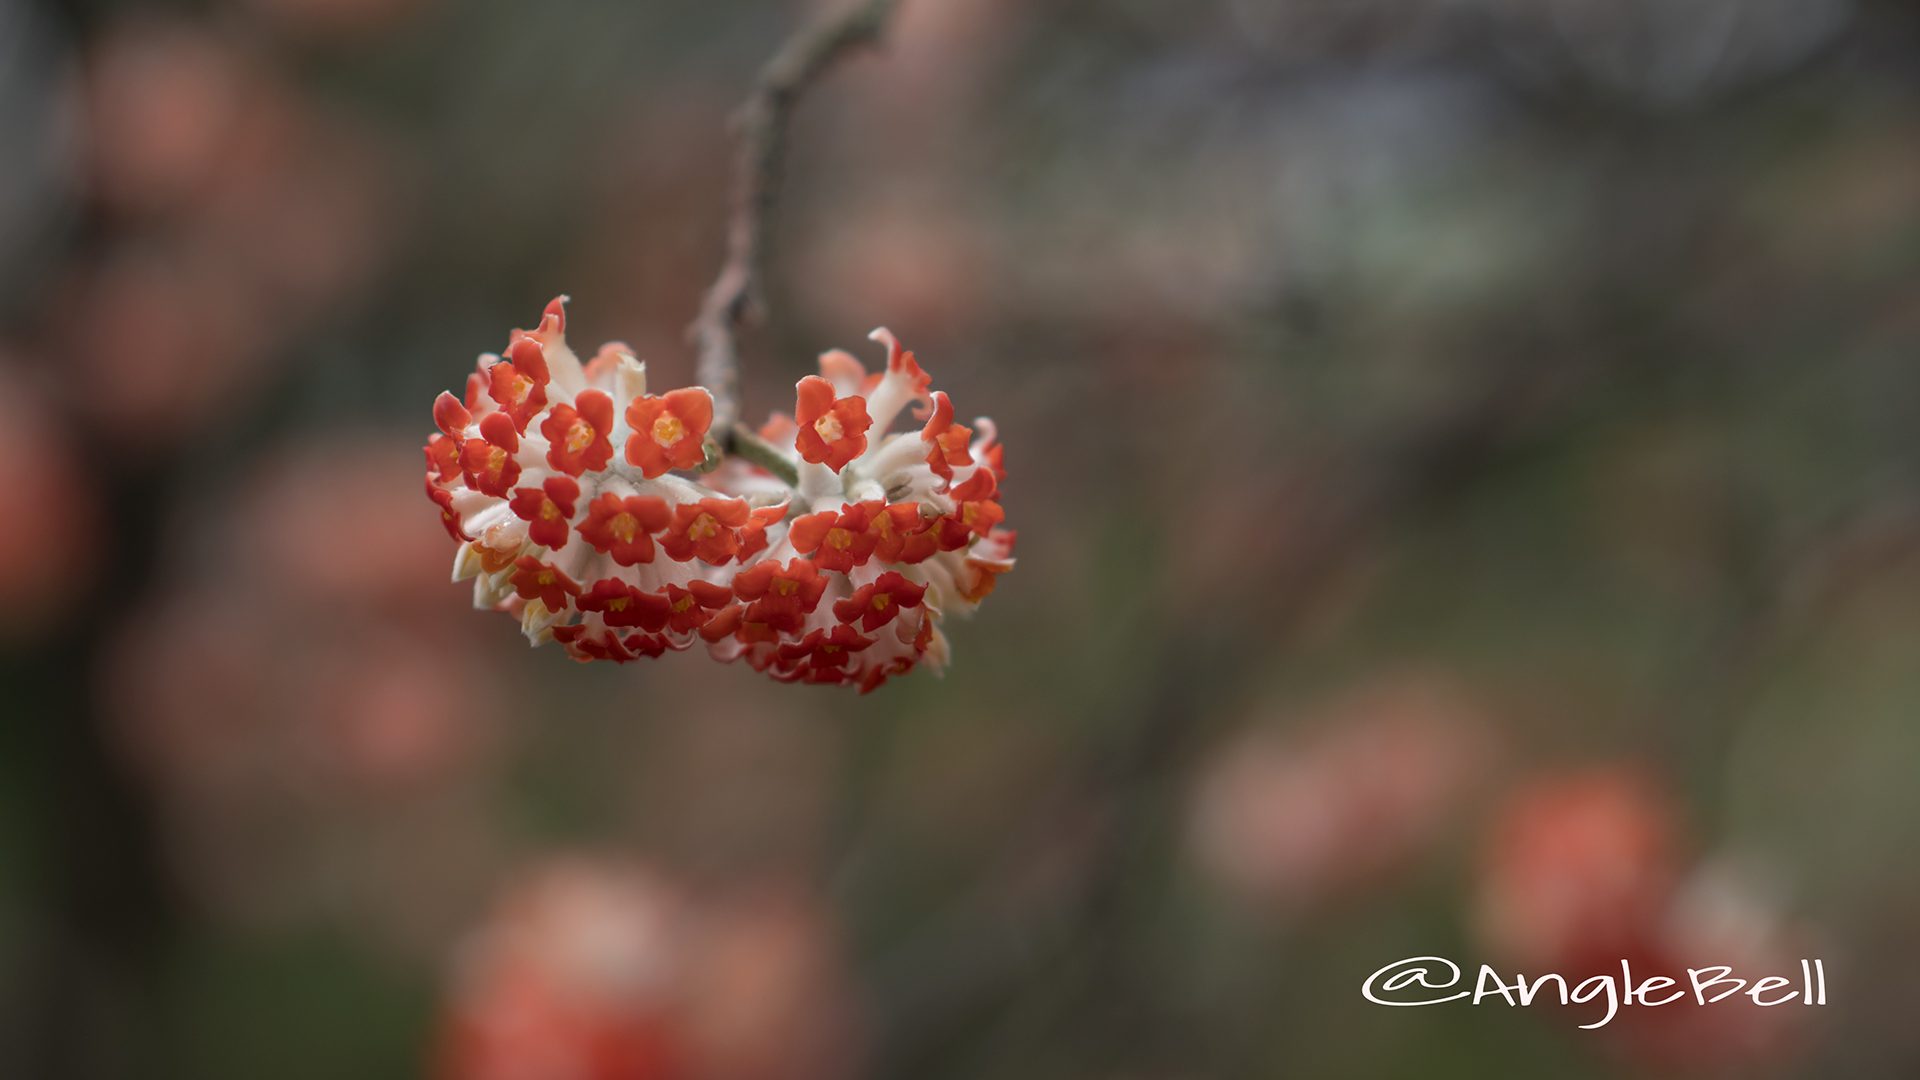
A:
[[424, 299, 1013, 690]]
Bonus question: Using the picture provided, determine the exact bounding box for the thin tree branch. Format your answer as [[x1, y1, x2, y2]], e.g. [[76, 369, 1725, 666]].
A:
[[690, 0, 904, 439]]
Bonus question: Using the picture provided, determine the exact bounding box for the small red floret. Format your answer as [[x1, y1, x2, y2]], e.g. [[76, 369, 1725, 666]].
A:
[[792, 376, 872, 471], [461, 413, 523, 497], [733, 558, 828, 635], [486, 341, 551, 432], [659, 497, 750, 565], [509, 475, 581, 550], [508, 556, 581, 612], [833, 571, 927, 631], [433, 391, 472, 438], [788, 501, 882, 573], [541, 390, 615, 476], [870, 502, 939, 564], [576, 578, 670, 631], [624, 388, 713, 478], [578, 492, 671, 566], [426, 478, 470, 541], [921, 391, 973, 482]]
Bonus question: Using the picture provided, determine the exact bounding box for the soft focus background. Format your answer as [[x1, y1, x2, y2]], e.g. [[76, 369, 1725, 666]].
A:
[[4, 0, 1919, 1076]]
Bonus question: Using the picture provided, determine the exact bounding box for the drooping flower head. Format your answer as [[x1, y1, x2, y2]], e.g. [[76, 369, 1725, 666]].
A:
[[423, 298, 1013, 690]]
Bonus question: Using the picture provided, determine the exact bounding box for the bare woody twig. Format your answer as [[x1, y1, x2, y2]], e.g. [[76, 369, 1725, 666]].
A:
[[690, 0, 903, 439]]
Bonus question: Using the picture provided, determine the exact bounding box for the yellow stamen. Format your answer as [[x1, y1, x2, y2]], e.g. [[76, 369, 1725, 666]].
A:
[[653, 413, 686, 447]]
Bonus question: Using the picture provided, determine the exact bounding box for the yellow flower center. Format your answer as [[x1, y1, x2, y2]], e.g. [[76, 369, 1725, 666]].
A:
[[813, 413, 844, 442], [540, 500, 561, 521], [687, 513, 718, 541], [773, 577, 798, 597], [826, 527, 853, 551], [672, 595, 695, 614], [609, 512, 638, 543], [607, 597, 629, 612], [653, 414, 687, 447], [566, 419, 596, 453], [871, 593, 891, 611]]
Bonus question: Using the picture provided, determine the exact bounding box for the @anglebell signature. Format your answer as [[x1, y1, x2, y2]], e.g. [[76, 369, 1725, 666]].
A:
[[1362, 955, 1827, 1030]]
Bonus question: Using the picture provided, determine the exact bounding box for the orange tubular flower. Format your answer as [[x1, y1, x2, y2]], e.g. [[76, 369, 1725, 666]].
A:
[[935, 470, 1005, 549], [921, 391, 973, 482], [624, 388, 713, 478], [869, 502, 938, 565], [426, 434, 461, 485], [487, 339, 551, 432], [576, 578, 671, 632], [427, 479, 469, 541], [541, 389, 615, 476], [509, 556, 581, 612], [834, 572, 927, 632], [732, 558, 828, 636], [734, 502, 791, 563], [427, 300, 1014, 688], [792, 376, 871, 471], [460, 412, 522, 496], [777, 625, 875, 675], [661, 580, 733, 634], [787, 501, 881, 573], [509, 475, 581, 551], [578, 492, 671, 566], [659, 498, 751, 565]]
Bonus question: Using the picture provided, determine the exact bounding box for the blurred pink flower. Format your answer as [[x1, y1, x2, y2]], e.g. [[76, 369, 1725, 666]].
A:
[[440, 859, 688, 1080], [1190, 672, 1495, 911], [69, 17, 398, 450], [57, 244, 275, 449], [237, 438, 458, 612], [107, 436, 507, 939], [115, 435, 502, 792], [84, 20, 270, 215], [439, 860, 861, 1080], [1475, 765, 1683, 971], [0, 369, 98, 639], [1475, 766, 1812, 1069], [679, 887, 862, 1080]]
